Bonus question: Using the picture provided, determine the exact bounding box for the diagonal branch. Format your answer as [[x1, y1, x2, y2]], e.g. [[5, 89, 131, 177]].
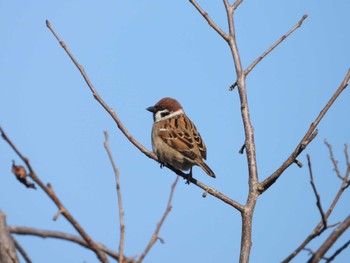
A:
[[259, 68, 350, 193], [189, 0, 229, 41], [45, 20, 153, 161], [308, 214, 350, 263], [244, 14, 308, 77], [46, 20, 244, 213], [11, 237, 32, 263], [103, 131, 125, 263], [229, 14, 307, 91], [136, 176, 179, 263], [307, 154, 327, 228], [325, 239, 350, 262], [0, 127, 108, 263], [8, 226, 134, 262]]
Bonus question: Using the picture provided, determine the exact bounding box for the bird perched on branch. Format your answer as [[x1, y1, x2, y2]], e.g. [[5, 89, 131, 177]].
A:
[[147, 97, 216, 178]]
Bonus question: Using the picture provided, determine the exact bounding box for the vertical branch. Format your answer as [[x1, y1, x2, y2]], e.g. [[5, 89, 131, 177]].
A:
[[306, 154, 327, 228], [224, 1, 259, 262], [190, 1, 258, 262], [103, 131, 125, 263], [0, 211, 19, 263]]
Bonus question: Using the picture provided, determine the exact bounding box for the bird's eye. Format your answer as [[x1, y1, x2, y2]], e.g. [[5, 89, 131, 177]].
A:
[[161, 111, 170, 117]]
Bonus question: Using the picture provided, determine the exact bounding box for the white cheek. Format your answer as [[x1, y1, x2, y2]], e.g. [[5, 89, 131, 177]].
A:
[[155, 109, 170, 122], [155, 111, 163, 121]]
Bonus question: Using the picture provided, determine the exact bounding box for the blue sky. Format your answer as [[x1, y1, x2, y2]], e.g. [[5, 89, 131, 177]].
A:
[[0, 1, 349, 262]]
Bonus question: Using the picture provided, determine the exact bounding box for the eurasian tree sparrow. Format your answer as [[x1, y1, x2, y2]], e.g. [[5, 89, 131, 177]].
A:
[[147, 97, 216, 178]]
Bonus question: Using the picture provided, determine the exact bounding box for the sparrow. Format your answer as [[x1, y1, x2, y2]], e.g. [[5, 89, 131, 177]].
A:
[[147, 97, 216, 178]]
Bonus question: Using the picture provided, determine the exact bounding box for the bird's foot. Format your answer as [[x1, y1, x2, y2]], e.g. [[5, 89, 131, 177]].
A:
[[185, 168, 193, 185]]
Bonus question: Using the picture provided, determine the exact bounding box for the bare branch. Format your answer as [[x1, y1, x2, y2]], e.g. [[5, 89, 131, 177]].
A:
[[45, 20, 154, 161], [244, 14, 308, 77], [232, 0, 244, 11], [10, 237, 32, 263], [308, 214, 350, 263], [189, 0, 229, 41], [324, 140, 345, 180], [325, 239, 350, 262], [259, 68, 350, 193], [46, 20, 243, 212], [282, 143, 350, 262], [0, 211, 19, 263], [8, 226, 134, 262], [307, 154, 327, 228], [103, 131, 125, 263], [136, 176, 179, 263], [0, 127, 108, 263]]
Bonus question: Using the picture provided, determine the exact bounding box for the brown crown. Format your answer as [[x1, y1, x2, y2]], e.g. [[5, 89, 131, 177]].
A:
[[155, 97, 183, 112]]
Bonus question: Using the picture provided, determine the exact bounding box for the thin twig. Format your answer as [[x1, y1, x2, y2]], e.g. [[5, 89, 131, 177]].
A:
[[244, 14, 308, 77], [229, 14, 308, 91], [282, 143, 350, 262], [8, 226, 133, 262], [307, 154, 327, 228], [45, 19, 243, 212], [45, 20, 153, 161], [259, 68, 350, 193], [136, 176, 179, 263], [325, 239, 350, 262], [324, 139, 344, 180], [189, 0, 229, 41], [10, 237, 32, 263], [308, 214, 350, 263], [103, 131, 125, 263], [0, 127, 108, 263]]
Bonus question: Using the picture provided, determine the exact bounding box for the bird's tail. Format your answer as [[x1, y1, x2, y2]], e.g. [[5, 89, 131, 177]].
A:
[[199, 162, 216, 178]]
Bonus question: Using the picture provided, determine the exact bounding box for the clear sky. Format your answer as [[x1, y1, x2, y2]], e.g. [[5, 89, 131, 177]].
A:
[[0, 1, 349, 262]]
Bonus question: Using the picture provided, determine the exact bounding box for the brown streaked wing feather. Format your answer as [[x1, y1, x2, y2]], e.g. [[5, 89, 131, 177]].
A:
[[158, 121, 197, 160], [190, 121, 207, 160]]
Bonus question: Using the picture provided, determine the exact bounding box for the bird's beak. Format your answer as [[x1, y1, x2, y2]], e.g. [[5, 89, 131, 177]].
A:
[[146, 106, 157, 113]]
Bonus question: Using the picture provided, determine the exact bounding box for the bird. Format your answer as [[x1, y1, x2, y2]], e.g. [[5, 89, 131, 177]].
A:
[[146, 97, 216, 178]]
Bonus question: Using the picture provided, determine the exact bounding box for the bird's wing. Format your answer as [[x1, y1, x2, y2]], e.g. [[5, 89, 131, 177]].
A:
[[158, 114, 207, 160]]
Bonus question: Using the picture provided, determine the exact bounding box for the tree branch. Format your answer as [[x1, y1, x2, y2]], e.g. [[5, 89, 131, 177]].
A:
[[192, 1, 258, 262], [136, 176, 179, 263], [0, 127, 108, 263], [282, 142, 350, 262], [325, 239, 350, 262], [308, 214, 350, 263], [244, 14, 308, 77], [0, 211, 19, 263], [103, 131, 125, 263], [324, 139, 345, 180], [307, 154, 327, 228], [189, 0, 229, 41], [230, 14, 308, 91], [8, 226, 134, 262], [46, 19, 243, 213], [259, 68, 350, 193], [10, 237, 32, 263]]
